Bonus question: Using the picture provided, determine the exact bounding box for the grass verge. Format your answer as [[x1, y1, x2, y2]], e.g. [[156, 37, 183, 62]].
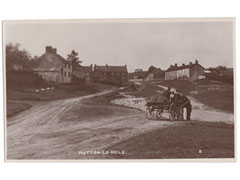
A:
[[192, 90, 234, 113], [7, 101, 32, 117], [100, 121, 234, 159]]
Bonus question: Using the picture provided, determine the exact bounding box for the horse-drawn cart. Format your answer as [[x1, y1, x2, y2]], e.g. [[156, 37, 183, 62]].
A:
[[145, 101, 183, 121]]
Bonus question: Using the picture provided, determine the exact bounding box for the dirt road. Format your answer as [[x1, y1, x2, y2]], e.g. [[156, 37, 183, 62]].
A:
[[7, 90, 181, 160], [6, 89, 233, 160]]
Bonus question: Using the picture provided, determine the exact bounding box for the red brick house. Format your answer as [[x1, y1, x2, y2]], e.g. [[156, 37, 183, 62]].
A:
[[72, 65, 93, 84], [93, 64, 128, 85], [82, 65, 93, 81]]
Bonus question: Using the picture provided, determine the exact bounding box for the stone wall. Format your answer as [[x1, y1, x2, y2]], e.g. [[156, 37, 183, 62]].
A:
[[34, 71, 60, 83]]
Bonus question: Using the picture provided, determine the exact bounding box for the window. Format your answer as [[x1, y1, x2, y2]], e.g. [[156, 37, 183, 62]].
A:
[[64, 71, 66, 77], [65, 63, 67, 68], [68, 72, 71, 77], [69, 64, 71, 69]]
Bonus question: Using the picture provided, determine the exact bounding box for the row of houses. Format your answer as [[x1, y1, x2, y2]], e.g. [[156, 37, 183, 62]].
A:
[[34, 46, 232, 85], [165, 60, 205, 81], [33, 46, 128, 85], [129, 60, 205, 82]]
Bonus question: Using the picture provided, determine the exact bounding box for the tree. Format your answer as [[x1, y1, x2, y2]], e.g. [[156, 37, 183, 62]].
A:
[[148, 66, 157, 73], [5, 43, 33, 72], [67, 50, 82, 68]]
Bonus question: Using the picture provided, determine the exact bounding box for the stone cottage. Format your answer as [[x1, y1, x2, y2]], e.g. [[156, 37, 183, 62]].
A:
[[34, 46, 72, 84]]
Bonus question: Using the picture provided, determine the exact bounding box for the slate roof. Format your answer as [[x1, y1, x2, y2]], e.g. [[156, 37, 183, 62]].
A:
[[82, 66, 93, 73], [94, 65, 128, 72], [166, 63, 204, 72], [34, 52, 69, 72]]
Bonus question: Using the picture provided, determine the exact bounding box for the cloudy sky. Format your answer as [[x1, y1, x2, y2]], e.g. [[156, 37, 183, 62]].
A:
[[3, 19, 234, 72]]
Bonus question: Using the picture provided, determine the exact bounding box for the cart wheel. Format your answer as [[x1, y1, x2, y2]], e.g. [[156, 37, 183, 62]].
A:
[[156, 109, 163, 119], [146, 110, 153, 120]]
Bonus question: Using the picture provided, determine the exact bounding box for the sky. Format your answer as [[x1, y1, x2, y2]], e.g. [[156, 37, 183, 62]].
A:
[[3, 19, 234, 72]]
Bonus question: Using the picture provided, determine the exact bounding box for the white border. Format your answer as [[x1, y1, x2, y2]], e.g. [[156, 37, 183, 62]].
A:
[[2, 17, 236, 162], [0, 0, 240, 180]]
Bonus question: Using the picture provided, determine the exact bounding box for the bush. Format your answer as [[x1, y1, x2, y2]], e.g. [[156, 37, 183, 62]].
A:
[[6, 70, 48, 89]]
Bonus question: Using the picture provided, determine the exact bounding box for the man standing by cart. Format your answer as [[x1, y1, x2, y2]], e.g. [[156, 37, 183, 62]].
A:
[[180, 95, 192, 121], [163, 87, 171, 101], [171, 89, 192, 121]]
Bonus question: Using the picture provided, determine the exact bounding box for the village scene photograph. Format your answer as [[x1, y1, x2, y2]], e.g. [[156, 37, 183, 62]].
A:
[[3, 19, 234, 160]]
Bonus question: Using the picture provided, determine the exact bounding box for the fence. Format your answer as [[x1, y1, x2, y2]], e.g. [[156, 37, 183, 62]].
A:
[[196, 85, 233, 92]]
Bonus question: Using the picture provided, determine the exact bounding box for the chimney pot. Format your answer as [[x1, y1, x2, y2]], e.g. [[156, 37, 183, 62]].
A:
[[195, 59, 198, 64], [189, 62, 192, 65], [182, 63, 185, 66], [52, 48, 57, 54], [175, 63, 177, 67], [46, 46, 52, 53]]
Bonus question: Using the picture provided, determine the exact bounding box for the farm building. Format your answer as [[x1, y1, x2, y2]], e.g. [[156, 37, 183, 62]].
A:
[[165, 60, 205, 81], [204, 67, 233, 84], [72, 64, 93, 84], [146, 67, 164, 81], [128, 69, 148, 82], [81, 65, 93, 81], [93, 64, 128, 85], [34, 46, 72, 84]]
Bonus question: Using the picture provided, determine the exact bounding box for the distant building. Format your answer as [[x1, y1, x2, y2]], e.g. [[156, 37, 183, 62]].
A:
[[128, 69, 148, 82], [204, 67, 233, 84], [34, 46, 72, 83], [81, 65, 93, 81], [165, 60, 205, 81], [146, 67, 164, 81], [72, 64, 93, 84], [218, 68, 233, 77], [93, 64, 128, 85]]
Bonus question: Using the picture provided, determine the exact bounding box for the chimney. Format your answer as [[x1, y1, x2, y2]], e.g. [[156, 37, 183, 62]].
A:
[[175, 63, 177, 67], [52, 48, 57, 54], [46, 46, 52, 53], [182, 63, 185, 66], [195, 59, 198, 64], [189, 62, 192, 65], [170, 65, 173, 67], [106, 64, 108, 67], [90, 64, 93, 71]]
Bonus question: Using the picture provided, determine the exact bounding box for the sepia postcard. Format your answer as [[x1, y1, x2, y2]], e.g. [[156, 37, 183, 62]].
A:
[[2, 18, 235, 161]]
